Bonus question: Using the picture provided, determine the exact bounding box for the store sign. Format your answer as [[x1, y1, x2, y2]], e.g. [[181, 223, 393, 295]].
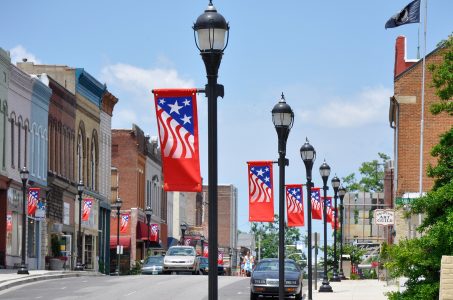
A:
[[374, 209, 395, 225]]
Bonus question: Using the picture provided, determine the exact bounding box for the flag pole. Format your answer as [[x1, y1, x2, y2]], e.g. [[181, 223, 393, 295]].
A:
[[418, 0, 427, 231]]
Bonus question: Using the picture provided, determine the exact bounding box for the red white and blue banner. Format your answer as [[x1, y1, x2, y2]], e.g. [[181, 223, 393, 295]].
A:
[[322, 196, 333, 223], [120, 213, 130, 234], [331, 208, 340, 229], [203, 244, 209, 257], [82, 199, 93, 221], [311, 188, 323, 220], [150, 224, 159, 242], [286, 184, 304, 227], [153, 89, 201, 192], [218, 252, 224, 265], [247, 161, 274, 222], [28, 188, 40, 216], [6, 213, 12, 232]]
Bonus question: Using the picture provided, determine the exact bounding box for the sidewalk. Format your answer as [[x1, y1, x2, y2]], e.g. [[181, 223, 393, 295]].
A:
[[312, 279, 398, 300], [0, 269, 101, 291]]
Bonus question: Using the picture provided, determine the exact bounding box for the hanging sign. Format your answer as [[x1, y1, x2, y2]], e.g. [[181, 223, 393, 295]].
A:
[[374, 209, 395, 225]]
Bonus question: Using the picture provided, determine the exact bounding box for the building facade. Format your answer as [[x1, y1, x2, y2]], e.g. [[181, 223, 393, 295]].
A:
[[0, 48, 10, 267], [389, 36, 453, 242]]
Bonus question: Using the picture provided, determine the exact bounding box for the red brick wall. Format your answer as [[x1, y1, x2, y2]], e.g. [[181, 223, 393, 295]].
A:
[[111, 130, 139, 210], [395, 46, 453, 196]]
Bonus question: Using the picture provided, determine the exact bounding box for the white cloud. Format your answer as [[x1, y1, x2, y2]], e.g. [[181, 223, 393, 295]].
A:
[[10, 45, 42, 64], [100, 63, 194, 94], [297, 86, 392, 128], [101, 62, 195, 132]]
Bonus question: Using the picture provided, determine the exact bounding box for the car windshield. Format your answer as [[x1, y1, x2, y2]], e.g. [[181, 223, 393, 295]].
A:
[[144, 256, 163, 264], [167, 247, 195, 256], [255, 261, 300, 272]]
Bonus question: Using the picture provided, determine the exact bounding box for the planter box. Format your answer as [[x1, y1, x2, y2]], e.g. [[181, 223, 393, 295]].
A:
[[49, 258, 65, 270]]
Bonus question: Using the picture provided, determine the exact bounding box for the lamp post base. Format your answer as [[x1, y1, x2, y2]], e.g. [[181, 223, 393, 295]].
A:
[[331, 273, 341, 282], [74, 263, 84, 271], [319, 280, 333, 292], [17, 264, 29, 275]]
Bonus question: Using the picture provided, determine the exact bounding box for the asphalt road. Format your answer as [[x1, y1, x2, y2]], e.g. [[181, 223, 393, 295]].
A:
[[0, 275, 308, 300]]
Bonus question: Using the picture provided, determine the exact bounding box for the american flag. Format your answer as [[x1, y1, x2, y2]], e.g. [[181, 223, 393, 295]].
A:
[[311, 188, 323, 220], [322, 196, 333, 223], [248, 163, 272, 203], [82, 199, 92, 221], [150, 224, 159, 242], [120, 214, 130, 233], [28, 188, 40, 216], [156, 95, 196, 159], [286, 186, 303, 213], [218, 252, 224, 265]]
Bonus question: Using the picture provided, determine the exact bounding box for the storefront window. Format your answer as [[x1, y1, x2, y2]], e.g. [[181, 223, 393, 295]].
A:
[[6, 212, 21, 256], [84, 235, 93, 269]]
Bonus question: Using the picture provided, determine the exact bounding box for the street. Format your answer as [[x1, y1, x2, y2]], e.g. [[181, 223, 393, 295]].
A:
[[0, 275, 257, 300]]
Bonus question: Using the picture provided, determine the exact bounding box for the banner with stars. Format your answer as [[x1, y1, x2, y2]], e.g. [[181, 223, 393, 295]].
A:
[[286, 184, 305, 227], [153, 89, 201, 192], [247, 161, 274, 222]]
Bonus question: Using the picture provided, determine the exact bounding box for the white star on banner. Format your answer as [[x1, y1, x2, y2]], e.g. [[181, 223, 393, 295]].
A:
[[181, 114, 192, 124], [183, 99, 191, 106], [256, 169, 264, 177], [168, 100, 183, 115]]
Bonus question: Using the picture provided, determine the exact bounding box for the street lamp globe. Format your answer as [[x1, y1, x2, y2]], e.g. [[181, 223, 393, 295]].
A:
[[338, 185, 347, 198], [180, 222, 188, 232], [193, 1, 229, 52], [116, 197, 123, 208], [77, 180, 84, 195], [20, 167, 29, 182], [300, 138, 316, 174], [145, 206, 153, 223], [272, 93, 294, 129], [319, 160, 331, 185], [331, 175, 340, 192]]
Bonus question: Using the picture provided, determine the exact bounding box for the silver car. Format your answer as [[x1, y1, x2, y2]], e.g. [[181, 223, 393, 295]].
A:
[[163, 246, 200, 274]]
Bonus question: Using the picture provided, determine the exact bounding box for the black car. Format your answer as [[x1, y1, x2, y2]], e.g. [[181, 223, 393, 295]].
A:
[[198, 257, 225, 275], [141, 256, 164, 275], [250, 258, 303, 300]]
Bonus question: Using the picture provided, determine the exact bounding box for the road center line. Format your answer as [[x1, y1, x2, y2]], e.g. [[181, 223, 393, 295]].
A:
[[125, 291, 137, 296]]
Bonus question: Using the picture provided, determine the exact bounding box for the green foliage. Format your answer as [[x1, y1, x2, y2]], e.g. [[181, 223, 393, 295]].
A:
[[386, 41, 453, 298], [349, 273, 360, 280], [429, 34, 453, 114], [128, 260, 143, 275], [324, 243, 367, 270], [342, 153, 390, 193], [251, 215, 303, 259]]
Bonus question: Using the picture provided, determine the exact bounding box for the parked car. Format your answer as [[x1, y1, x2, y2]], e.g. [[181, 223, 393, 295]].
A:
[[141, 256, 164, 275], [198, 257, 225, 275], [250, 258, 303, 300], [163, 246, 200, 274]]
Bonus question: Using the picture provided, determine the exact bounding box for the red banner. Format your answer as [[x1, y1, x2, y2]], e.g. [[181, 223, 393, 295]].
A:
[[331, 208, 340, 229], [247, 161, 274, 222], [286, 184, 304, 227], [322, 196, 333, 223], [153, 89, 201, 192], [6, 213, 12, 232], [203, 244, 209, 257], [120, 213, 130, 234], [28, 188, 40, 216], [150, 224, 159, 242], [218, 252, 224, 265], [82, 199, 93, 221], [311, 188, 323, 220]]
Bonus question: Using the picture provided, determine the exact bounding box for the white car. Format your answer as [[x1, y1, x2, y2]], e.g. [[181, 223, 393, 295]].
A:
[[163, 246, 200, 274]]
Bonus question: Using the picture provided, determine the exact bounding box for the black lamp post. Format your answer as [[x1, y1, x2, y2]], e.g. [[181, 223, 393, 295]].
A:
[[272, 93, 294, 300], [112, 198, 122, 276], [300, 138, 316, 300], [180, 222, 188, 245], [193, 3, 229, 299], [18, 167, 29, 275], [75, 181, 84, 271], [145, 206, 153, 254], [331, 175, 341, 282], [338, 185, 347, 280], [319, 161, 333, 292]]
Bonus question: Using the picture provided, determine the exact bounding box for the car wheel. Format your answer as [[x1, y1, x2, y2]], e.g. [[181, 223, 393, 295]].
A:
[[295, 287, 303, 300], [250, 292, 258, 300]]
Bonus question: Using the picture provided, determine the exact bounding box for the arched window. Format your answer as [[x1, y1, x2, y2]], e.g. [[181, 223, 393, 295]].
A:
[[1, 101, 7, 169], [9, 112, 15, 168], [77, 123, 86, 183], [90, 130, 98, 191], [152, 175, 160, 218], [24, 119, 29, 168], [17, 116, 23, 169]]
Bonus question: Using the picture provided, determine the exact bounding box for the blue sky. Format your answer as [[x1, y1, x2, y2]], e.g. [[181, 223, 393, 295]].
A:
[[3, 0, 452, 243]]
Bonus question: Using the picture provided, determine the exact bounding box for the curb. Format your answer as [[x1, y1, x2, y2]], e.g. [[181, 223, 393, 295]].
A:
[[0, 272, 102, 291]]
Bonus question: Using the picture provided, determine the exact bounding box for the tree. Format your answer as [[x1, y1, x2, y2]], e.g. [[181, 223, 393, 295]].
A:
[[341, 153, 390, 193], [386, 35, 453, 300], [251, 215, 305, 263]]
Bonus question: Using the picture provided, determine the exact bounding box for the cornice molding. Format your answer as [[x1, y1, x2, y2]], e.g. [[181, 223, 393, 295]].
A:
[[75, 68, 105, 107]]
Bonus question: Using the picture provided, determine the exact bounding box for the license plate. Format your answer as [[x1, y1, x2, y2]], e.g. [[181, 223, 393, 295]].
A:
[[152, 271, 158, 275], [267, 279, 279, 285]]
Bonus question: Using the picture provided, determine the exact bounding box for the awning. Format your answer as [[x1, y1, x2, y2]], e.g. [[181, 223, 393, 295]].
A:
[[109, 236, 131, 249]]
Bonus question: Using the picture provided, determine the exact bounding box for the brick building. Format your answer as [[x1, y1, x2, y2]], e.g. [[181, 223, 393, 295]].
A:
[[389, 36, 453, 242]]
